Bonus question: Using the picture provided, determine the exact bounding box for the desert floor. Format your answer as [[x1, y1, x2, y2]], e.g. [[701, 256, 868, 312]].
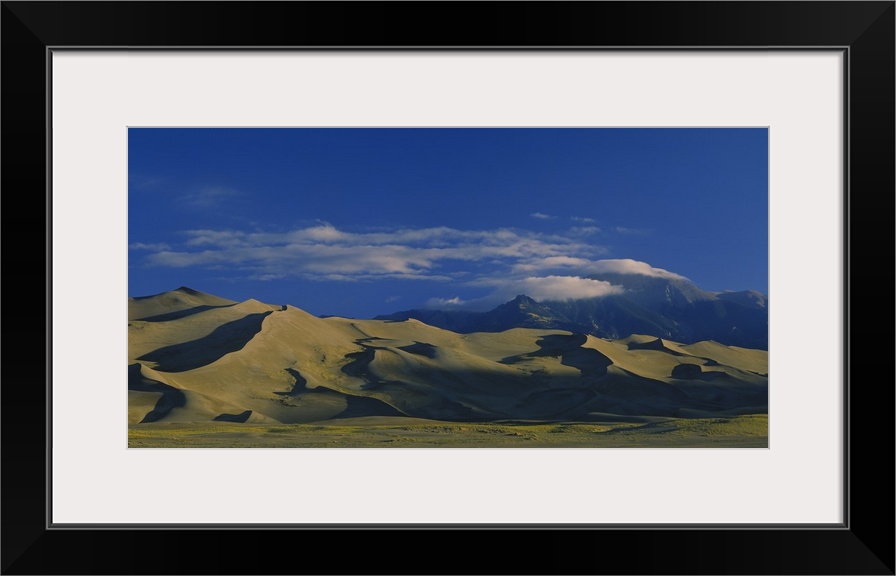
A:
[[129, 413, 767, 448]]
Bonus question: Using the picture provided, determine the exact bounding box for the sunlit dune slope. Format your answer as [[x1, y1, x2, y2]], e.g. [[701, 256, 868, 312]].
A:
[[128, 288, 768, 425], [128, 286, 239, 322]]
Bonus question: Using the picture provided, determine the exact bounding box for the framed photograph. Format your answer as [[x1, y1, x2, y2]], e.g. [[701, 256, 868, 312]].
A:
[[124, 125, 772, 450], [4, 2, 892, 574]]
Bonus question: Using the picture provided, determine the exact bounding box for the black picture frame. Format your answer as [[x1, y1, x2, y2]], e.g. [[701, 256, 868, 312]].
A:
[[2, 2, 892, 574]]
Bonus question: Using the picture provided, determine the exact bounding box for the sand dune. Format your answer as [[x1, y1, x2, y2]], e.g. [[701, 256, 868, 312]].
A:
[[128, 298, 279, 362], [128, 289, 768, 425], [128, 286, 239, 322]]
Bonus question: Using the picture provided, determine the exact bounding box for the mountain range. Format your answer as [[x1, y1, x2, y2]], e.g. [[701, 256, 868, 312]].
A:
[[377, 273, 768, 350]]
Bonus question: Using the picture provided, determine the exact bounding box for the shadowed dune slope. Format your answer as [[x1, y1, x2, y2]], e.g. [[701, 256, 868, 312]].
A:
[[136, 311, 273, 372], [128, 291, 768, 425]]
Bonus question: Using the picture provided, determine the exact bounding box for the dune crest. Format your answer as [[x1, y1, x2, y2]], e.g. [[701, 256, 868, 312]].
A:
[[128, 286, 238, 321]]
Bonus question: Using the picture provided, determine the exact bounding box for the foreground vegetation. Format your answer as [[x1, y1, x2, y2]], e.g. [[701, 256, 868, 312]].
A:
[[129, 414, 767, 448]]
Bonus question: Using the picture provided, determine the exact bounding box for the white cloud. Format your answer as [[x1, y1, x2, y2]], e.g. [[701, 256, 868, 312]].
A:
[[422, 258, 686, 310], [136, 225, 689, 311], [511, 257, 686, 281], [511, 256, 595, 273], [140, 224, 606, 283], [424, 296, 467, 308], [185, 230, 247, 247], [509, 276, 624, 301], [295, 224, 351, 243], [588, 259, 687, 280], [530, 212, 555, 220], [425, 275, 624, 311], [569, 226, 601, 236], [147, 250, 220, 267], [571, 216, 596, 223], [128, 242, 170, 251]]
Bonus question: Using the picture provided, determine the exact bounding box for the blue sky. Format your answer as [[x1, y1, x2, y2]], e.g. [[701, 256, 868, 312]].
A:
[[128, 128, 768, 318]]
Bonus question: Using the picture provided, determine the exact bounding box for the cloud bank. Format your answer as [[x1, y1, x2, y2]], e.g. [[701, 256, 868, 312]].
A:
[[510, 256, 686, 280], [143, 224, 606, 281], [499, 275, 623, 302], [135, 222, 686, 310], [587, 259, 686, 280]]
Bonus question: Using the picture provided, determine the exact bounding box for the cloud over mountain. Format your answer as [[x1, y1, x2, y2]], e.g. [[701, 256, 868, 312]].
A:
[[511, 276, 623, 301], [587, 259, 687, 280], [511, 257, 686, 280]]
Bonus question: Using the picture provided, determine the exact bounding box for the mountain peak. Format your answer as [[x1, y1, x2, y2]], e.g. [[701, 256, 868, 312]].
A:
[[373, 277, 767, 349], [509, 294, 538, 306]]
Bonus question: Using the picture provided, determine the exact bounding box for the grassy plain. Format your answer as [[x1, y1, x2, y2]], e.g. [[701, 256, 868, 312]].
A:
[[129, 414, 767, 448]]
